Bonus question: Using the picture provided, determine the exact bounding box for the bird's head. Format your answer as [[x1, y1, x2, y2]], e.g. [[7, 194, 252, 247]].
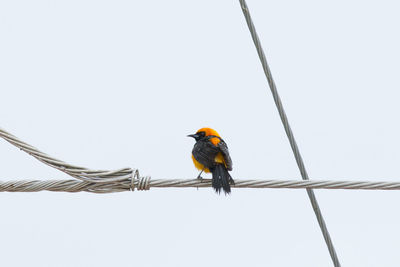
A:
[[187, 127, 220, 141]]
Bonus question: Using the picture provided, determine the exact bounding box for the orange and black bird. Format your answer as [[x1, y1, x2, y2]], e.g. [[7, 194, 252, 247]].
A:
[[188, 128, 234, 194]]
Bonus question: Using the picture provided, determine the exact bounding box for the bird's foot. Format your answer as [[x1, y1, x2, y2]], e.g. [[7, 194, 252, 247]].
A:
[[196, 175, 204, 181]]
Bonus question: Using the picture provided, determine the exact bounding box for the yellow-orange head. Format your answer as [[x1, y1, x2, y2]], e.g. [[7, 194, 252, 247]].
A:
[[188, 127, 221, 145]]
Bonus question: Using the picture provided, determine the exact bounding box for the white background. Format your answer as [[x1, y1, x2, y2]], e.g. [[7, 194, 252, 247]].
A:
[[1, 0, 400, 266]]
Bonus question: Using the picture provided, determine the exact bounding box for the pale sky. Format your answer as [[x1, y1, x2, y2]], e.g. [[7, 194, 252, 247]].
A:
[[1, 0, 400, 266]]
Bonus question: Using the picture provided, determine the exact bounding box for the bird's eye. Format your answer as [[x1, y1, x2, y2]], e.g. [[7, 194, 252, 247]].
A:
[[198, 131, 206, 137]]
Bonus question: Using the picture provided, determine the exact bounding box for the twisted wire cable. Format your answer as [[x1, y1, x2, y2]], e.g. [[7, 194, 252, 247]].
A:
[[238, 1, 340, 266], [3, 128, 400, 193], [1, 178, 400, 193], [0, 128, 135, 185]]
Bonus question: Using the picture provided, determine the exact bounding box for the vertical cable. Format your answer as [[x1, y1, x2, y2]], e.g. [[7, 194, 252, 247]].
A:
[[238, 1, 341, 266]]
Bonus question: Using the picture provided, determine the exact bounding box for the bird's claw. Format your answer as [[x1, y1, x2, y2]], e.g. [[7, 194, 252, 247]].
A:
[[197, 175, 204, 181]]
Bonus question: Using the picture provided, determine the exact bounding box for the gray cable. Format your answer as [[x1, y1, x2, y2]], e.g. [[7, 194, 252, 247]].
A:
[[3, 127, 400, 192], [238, 1, 340, 266], [0, 128, 134, 184], [2, 178, 400, 193]]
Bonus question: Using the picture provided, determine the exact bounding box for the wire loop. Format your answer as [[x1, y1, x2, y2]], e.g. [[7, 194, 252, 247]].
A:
[[137, 176, 151, 191]]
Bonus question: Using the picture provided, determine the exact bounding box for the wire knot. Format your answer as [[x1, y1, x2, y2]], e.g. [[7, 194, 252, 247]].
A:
[[137, 176, 151, 191], [130, 169, 139, 191], [130, 169, 151, 191]]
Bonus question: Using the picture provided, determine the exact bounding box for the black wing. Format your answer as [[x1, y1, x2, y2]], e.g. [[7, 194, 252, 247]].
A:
[[192, 139, 220, 168], [218, 139, 233, 171]]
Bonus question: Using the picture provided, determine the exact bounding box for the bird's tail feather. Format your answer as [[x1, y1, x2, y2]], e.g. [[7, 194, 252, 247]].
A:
[[212, 164, 234, 194]]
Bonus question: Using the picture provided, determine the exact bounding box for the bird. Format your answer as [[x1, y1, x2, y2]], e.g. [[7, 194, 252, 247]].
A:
[[188, 127, 234, 194]]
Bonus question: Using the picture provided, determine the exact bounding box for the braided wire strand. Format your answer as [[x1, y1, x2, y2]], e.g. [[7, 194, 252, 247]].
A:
[[238, 1, 340, 266], [0, 128, 135, 185], [1, 178, 400, 193]]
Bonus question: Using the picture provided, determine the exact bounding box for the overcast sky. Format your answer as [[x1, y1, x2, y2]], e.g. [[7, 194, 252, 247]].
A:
[[1, 0, 400, 266]]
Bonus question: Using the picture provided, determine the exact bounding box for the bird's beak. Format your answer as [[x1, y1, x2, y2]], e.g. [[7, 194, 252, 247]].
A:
[[187, 134, 199, 139]]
